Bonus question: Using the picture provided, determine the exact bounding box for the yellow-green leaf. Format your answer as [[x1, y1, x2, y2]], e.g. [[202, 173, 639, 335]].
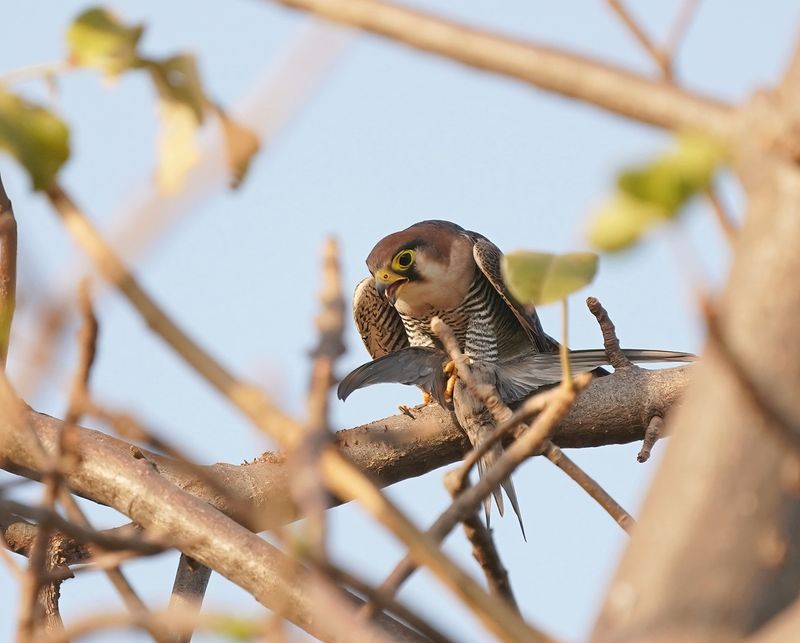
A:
[[502, 251, 598, 306], [618, 134, 727, 215], [0, 89, 70, 190], [147, 55, 206, 124], [214, 106, 261, 189], [212, 616, 261, 640], [588, 193, 668, 252], [155, 98, 199, 194], [67, 7, 144, 76]]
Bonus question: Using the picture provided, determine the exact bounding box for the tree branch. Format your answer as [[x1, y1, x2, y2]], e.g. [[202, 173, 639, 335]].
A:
[[269, 0, 736, 137], [5, 360, 689, 533], [592, 60, 800, 640]]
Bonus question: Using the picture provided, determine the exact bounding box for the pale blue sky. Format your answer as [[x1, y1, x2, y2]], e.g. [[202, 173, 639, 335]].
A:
[[1, 1, 798, 641]]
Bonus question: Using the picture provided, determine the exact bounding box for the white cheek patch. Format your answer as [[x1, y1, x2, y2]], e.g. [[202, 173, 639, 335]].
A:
[[397, 260, 467, 312]]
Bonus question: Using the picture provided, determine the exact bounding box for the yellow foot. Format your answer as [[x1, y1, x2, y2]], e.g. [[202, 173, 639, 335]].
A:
[[444, 360, 458, 403], [421, 390, 432, 405]]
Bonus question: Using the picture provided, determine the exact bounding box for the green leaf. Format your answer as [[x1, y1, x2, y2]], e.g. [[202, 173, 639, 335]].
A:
[[618, 134, 727, 215], [212, 616, 260, 640], [66, 7, 144, 76], [588, 193, 668, 252], [147, 55, 206, 124], [0, 89, 70, 190], [502, 251, 598, 306]]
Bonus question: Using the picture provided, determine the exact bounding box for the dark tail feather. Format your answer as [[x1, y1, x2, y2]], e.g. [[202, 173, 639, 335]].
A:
[[501, 476, 526, 541], [619, 348, 696, 363], [478, 443, 525, 538], [565, 348, 695, 367]]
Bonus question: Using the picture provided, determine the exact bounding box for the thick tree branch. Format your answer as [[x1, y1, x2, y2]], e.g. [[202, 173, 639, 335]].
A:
[[1, 402, 429, 643], [592, 60, 800, 640], [269, 0, 736, 137], [5, 362, 689, 532]]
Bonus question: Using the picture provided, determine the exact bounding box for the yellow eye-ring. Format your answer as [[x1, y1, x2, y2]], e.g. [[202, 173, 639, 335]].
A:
[[391, 249, 415, 272]]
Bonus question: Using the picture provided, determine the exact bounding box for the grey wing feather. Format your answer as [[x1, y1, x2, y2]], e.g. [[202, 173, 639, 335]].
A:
[[353, 276, 409, 359], [337, 347, 448, 405], [494, 348, 696, 402], [471, 237, 560, 353]]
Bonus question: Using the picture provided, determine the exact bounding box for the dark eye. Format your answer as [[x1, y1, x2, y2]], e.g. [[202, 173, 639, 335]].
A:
[[393, 249, 415, 271]]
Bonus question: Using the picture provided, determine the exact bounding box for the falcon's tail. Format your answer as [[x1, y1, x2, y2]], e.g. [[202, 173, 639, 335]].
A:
[[477, 442, 526, 540]]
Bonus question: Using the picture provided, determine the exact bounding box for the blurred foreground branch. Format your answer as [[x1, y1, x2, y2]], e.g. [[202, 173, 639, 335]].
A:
[[270, 0, 736, 137]]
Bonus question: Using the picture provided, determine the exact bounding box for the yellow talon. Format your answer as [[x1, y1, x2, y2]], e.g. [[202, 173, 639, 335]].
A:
[[422, 390, 432, 405], [444, 360, 458, 402]]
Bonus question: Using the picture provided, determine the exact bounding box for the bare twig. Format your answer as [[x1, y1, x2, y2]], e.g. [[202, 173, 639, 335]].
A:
[[0, 499, 164, 556], [637, 415, 663, 463], [704, 185, 738, 243], [542, 443, 635, 534], [664, 0, 703, 61], [0, 173, 17, 369], [460, 512, 519, 612], [291, 237, 346, 559], [586, 297, 631, 368], [606, 0, 672, 79], [167, 555, 213, 643], [322, 561, 456, 643], [0, 62, 67, 85]]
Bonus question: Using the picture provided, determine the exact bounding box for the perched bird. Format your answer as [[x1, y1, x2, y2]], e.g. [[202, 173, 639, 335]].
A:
[[338, 220, 693, 529]]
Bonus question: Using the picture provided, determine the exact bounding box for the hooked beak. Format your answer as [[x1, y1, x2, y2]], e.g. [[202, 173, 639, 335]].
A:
[[375, 270, 408, 303]]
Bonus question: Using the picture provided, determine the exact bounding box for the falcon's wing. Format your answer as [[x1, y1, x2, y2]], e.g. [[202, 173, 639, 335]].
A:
[[352, 276, 409, 359], [471, 237, 560, 353], [494, 348, 697, 402], [337, 347, 448, 405]]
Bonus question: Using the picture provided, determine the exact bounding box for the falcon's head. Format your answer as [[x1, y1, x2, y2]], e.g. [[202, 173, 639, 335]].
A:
[[365, 220, 477, 315]]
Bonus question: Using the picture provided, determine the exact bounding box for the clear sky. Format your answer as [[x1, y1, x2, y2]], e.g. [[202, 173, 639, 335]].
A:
[[1, 1, 799, 641]]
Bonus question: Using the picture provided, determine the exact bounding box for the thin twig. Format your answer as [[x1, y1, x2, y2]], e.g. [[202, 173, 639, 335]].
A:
[[606, 0, 672, 79], [0, 62, 68, 85], [167, 554, 213, 643], [322, 561, 456, 643], [586, 297, 631, 368], [637, 415, 663, 463], [704, 186, 738, 243], [0, 499, 164, 556], [664, 0, 703, 61], [542, 443, 635, 533], [460, 512, 519, 611], [292, 237, 345, 560], [0, 174, 17, 369]]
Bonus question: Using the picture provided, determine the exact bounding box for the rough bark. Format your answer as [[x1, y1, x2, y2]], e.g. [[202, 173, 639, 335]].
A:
[[592, 96, 800, 641], [2, 410, 428, 643], [2, 363, 689, 533]]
